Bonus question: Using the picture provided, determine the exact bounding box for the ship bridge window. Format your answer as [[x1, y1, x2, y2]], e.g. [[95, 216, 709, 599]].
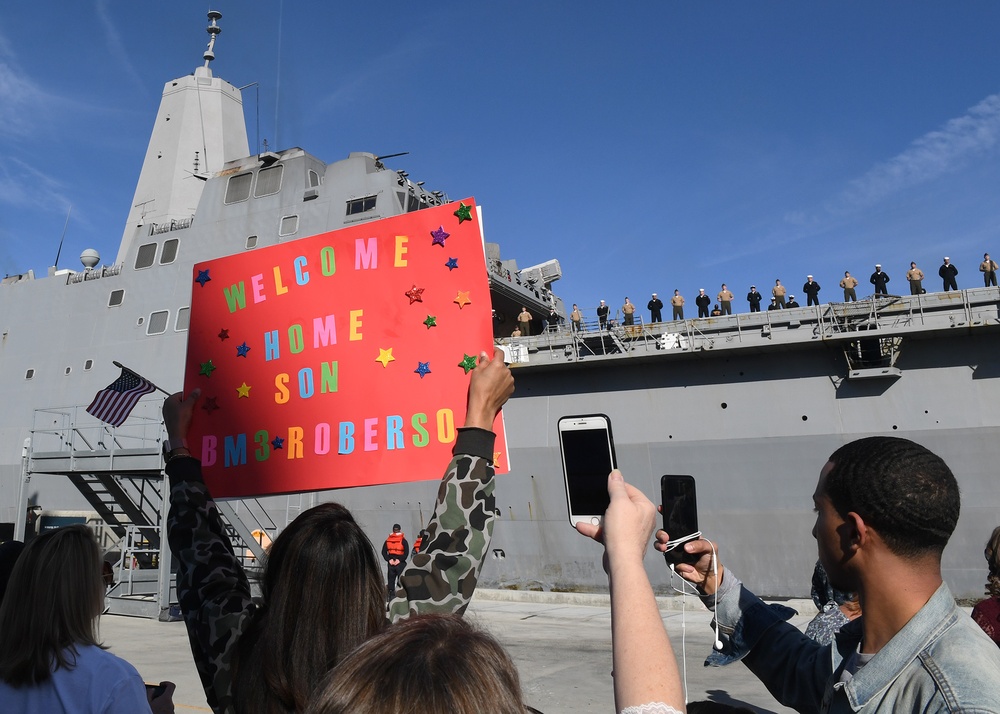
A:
[[134, 243, 157, 269], [108, 289, 125, 307], [279, 215, 298, 236], [25, 369, 34, 380], [160, 238, 179, 264], [255, 165, 284, 197], [346, 196, 377, 215], [246, 235, 258, 249], [146, 310, 169, 335], [406, 194, 422, 213], [175, 307, 190, 331], [308, 169, 320, 188], [225, 172, 253, 203]]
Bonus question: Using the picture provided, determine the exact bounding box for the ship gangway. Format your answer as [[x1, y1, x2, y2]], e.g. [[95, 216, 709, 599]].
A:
[[15, 399, 280, 619]]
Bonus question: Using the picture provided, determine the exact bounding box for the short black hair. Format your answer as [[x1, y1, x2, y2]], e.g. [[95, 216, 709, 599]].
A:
[[824, 437, 959, 558]]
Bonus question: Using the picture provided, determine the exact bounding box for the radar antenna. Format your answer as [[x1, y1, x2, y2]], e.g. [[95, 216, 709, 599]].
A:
[[203, 10, 222, 68]]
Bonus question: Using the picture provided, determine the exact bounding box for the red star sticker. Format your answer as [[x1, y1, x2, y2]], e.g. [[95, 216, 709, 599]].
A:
[[405, 285, 425, 304], [201, 396, 220, 414]]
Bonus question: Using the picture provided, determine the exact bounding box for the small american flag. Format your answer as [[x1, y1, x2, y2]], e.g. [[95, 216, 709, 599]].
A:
[[85, 369, 157, 427]]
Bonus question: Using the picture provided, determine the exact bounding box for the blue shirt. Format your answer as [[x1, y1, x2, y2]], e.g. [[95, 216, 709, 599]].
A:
[[0, 645, 151, 714]]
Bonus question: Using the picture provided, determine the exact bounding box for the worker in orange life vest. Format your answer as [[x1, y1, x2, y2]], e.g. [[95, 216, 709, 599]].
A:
[[412, 529, 429, 554], [381, 524, 410, 599]]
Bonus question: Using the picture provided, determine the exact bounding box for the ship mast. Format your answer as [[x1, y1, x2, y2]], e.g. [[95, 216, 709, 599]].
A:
[[115, 10, 249, 265]]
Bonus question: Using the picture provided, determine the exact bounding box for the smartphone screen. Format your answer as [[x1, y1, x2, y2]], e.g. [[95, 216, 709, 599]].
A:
[[559, 415, 616, 526], [661, 474, 699, 565]]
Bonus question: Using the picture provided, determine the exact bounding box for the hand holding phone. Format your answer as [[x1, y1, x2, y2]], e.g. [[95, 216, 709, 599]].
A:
[[661, 474, 700, 566], [559, 414, 616, 527]]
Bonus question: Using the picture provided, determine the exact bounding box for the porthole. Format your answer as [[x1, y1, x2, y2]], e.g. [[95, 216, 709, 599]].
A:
[[84, 359, 94, 370], [25, 369, 35, 380], [134, 243, 157, 269], [279, 215, 298, 236], [175, 307, 190, 331], [64, 367, 72, 375], [246, 235, 258, 249], [160, 238, 179, 264], [147, 311, 169, 335]]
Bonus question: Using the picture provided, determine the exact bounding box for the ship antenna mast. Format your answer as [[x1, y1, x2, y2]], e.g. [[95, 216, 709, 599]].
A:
[[203, 10, 222, 68]]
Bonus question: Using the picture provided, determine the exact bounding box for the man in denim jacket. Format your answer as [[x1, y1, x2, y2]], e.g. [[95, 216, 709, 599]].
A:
[[659, 437, 1000, 713]]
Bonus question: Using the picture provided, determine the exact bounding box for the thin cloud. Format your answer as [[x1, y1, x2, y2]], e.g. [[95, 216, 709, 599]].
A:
[[0, 29, 53, 138], [96, 0, 147, 95], [832, 93, 1000, 212]]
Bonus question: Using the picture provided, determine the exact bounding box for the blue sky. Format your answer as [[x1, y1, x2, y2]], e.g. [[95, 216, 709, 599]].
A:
[[2, 1, 999, 316]]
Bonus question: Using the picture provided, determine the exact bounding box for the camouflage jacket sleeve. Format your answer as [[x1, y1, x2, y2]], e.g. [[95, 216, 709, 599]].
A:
[[387, 427, 496, 622], [166, 456, 255, 714]]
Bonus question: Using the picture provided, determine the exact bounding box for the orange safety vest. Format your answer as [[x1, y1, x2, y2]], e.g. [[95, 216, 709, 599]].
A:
[[413, 536, 423, 553], [385, 532, 405, 556]]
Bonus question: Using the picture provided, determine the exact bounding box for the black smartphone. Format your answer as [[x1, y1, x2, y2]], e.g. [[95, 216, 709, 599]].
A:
[[661, 474, 699, 565], [558, 414, 616, 527]]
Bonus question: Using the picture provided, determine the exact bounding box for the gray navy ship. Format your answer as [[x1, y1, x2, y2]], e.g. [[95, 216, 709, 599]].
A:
[[1, 12, 997, 616]]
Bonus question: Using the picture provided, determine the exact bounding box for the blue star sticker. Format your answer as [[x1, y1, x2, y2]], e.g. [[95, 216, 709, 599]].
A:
[[445, 257, 459, 270], [272, 436, 285, 450], [236, 342, 251, 357], [195, 269, 212, 287], [430, 226, 450, 246], [415, 362, 432, 378]]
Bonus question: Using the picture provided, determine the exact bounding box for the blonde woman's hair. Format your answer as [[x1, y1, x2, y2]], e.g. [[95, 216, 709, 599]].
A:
[[306, 613, 527, 714], [0, 525, 106, 686]]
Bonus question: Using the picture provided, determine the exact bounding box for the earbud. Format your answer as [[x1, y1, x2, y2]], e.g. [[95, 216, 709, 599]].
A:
[[714, 639, 724, 651]]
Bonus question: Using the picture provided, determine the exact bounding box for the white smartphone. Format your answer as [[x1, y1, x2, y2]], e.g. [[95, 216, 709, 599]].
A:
[[558, 414, 617, 527]]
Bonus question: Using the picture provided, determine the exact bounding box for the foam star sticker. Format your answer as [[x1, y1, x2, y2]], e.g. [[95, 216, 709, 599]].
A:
[[218, 328, 230, 341], [454, 291, 472, 309], [236, 342, 251, 357], [454, 202, 472, 223], [376, 348, 396, 368], [272, 436, 285, 450], [423, 315, 437, 329], [493, 451, 503, 468], [195, 269, 212, 287], [445, 257, 459, 270], [236, 382, 251, 398], [199, 360, 217, 377], [201, 396, 219, 413], [430, 226, 450, 246], [405, 285, 425, 304], [415, 361, 432, 378], [458, 354, 478, 374]]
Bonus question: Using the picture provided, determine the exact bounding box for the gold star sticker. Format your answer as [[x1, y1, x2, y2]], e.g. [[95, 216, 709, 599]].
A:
[[454, 290, 471, 309], [376, 348, 396, 368], [236, 382, 251, 398]]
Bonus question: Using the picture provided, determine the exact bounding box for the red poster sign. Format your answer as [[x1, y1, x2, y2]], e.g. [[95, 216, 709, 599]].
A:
[[183, 198, 507, 498]]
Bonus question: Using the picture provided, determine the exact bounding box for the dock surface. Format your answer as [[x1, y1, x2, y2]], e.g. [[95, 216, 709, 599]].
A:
[[103, 590, 810, 713]]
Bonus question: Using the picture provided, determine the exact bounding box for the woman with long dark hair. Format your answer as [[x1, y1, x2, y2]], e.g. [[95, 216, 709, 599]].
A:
[[164, 349, 513, 714], [0, 525, 152, 712]]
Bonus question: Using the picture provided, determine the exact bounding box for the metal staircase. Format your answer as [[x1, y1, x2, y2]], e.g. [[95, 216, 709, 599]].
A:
[[17, 399, 273, 618]]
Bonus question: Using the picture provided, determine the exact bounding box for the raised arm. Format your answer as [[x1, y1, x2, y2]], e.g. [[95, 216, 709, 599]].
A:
[[577, 471, 685, 714], [163, 388, 255, 714], [388, 349, 514, 621]]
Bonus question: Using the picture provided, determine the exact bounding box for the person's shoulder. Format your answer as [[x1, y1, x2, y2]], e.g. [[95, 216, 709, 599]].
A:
[[920, 612, 1000, 689], [70, 645, 144, 680]]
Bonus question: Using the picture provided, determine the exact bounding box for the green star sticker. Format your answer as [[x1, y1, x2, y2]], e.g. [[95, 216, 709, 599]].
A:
[[423, 315, 437, 329], [454, 202, 473, 223], [458, 353, 478, 374], [199, 360, 217, 377]]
